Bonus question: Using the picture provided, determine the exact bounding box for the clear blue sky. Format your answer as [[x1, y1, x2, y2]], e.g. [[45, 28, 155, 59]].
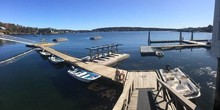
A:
[[0, 0, 215, 30]]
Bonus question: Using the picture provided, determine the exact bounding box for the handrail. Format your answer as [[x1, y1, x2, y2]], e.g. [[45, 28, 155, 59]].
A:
[[155, 78, 196, 110], [113, 72, 134, 110]]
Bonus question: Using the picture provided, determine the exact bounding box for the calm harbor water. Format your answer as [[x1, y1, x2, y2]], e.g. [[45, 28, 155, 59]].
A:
[[0, 31, 217, 110]]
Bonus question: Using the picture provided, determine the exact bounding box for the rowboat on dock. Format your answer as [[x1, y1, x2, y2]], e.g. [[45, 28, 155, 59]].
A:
[[48, 55, 65, 63], [67, 66, 101, 83], [39, 50, 51, 56], [158, 66, 201, 99]]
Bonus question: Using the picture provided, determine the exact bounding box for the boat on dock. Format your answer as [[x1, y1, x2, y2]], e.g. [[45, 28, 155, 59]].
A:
[[48, 56, 65, 63], [67, 66, 101, 83], [39, 50, 51, 56], [90, 36, 102, 40], [158, 66, 201, 99]]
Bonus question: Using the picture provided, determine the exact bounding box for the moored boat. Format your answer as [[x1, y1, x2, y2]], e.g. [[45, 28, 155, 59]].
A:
[[48, 56, 65, 63], [52, 38, 68, 42], [68, 66, 101, 83], [158, 66, 201, 99], [90, 36, 102, 40], [39, 50, 51, 56]]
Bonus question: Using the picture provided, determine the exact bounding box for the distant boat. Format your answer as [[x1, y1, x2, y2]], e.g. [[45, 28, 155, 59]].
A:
[[67, 66, 101, 83], [158, 66, 201, 99], [90, 36, 102, 40], [39, 50, 51, 56], [52, 38, 68, 42], [48, 56, 65, 63]]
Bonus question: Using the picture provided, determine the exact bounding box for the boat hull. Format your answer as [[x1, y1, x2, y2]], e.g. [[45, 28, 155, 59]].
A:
[[67, 68, 101, 83], [159, 68, 201, 99]]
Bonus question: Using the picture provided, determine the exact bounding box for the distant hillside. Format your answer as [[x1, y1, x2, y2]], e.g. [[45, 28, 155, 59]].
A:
[[92, 25, 213, 32], [92, 27, 178, 32], [0, 21, 75, 35], [0, 21, 213, 34]]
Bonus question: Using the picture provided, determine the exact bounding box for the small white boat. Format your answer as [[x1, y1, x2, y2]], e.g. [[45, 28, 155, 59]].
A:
[[68, 66, 101, 83], [39, 50, 51, 56], [48, 56, 65, 63], [81, 56, 91, 61], [159, 67, 201, 99], [155, 50, 164, 57]]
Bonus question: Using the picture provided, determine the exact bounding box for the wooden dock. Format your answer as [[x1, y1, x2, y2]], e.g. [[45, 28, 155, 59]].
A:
[[36, 44, 127, 82], [140, 46, 156, 56], [141, 40, 210, 55]]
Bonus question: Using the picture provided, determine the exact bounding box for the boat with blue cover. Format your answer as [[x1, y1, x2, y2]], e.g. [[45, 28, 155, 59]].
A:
[[67, 66, 101, 82]]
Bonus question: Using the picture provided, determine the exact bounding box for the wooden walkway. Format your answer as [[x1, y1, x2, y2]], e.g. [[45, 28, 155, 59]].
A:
[[36, 44, 127, 81], [128, 71, 157, 110]]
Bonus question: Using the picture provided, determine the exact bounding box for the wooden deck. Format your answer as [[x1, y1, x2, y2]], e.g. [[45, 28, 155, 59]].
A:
[[36, 45, 127, 82], [128, 71, 157, 110]]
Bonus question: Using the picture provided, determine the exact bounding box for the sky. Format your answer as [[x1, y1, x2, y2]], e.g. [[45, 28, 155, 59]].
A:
[[0, 0, 215, 30]]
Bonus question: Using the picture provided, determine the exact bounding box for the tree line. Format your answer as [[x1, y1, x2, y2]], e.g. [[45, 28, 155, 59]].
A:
[[0, 21, 213, 35]]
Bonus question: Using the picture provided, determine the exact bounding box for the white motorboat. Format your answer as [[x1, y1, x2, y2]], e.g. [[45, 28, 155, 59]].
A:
[[155, 50, 164, 57], [159, 67, 201, 99], [48, 56, 65, 63], [39, 50, 51, 56], [68, 66, 101, 83]]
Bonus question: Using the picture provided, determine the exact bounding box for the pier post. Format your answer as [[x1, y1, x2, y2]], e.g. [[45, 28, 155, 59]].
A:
[[148, 31, 151, 45], [179, 31, 182, 42], [191, 31, 194, 41]]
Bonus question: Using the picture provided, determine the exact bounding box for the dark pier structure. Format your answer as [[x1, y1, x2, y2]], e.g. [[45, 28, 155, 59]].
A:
[[148, 30, 209, 45]]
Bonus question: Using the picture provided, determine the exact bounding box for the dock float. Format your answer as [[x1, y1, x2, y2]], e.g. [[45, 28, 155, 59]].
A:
[[140, 46, 156, 56], [91, 53, 130, 66]]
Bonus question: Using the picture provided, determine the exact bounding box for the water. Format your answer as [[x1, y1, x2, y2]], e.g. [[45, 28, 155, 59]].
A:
[[0, 31, 216, 110]]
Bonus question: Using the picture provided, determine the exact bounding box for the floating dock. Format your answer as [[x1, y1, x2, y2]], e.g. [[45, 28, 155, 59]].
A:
[[140, 46, 156, 56], [36, 44, 127, 82], [91, 53, 130, 66]]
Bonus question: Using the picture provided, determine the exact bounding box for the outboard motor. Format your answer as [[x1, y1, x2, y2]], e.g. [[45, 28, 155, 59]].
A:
[[165, 65, 171, 71]]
